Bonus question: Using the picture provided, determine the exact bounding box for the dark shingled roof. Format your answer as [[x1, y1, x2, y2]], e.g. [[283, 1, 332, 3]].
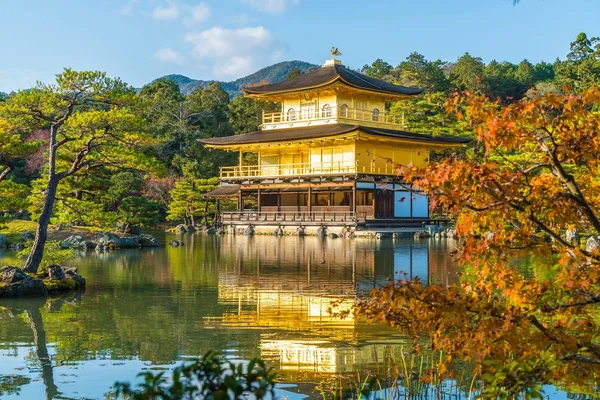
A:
[[243, 63, 423, 96], [204, 184, 240, 197], [199, 124, 470, 146]]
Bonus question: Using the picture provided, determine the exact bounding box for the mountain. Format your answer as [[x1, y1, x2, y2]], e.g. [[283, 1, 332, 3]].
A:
[[157, 60, 318, 97]]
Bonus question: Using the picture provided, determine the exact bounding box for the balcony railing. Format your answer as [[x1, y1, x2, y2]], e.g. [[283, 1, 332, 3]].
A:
[[220, 161, 403, 179], [262, 106, 406, 128]]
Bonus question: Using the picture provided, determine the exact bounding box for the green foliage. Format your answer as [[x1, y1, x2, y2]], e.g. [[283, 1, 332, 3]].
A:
[[0, 180, 31, 210], [555, 32, 600, 93], [114, 352, 276, 400], [17, 241, 76, 272], [108, 172, 143, 203], [450, 52, 487, 93], [395, 53, 451, 93], [167, 178, 219, 225], [140, 79, 235, 179], [362, 58, 393, 79], [227, 96, 279, 135], [116, 196, 163, 232]]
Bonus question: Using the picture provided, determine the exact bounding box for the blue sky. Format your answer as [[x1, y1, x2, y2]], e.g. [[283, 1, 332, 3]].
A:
[[0, 0, 598, 92]]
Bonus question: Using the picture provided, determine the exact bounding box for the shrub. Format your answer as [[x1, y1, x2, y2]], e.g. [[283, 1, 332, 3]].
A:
[[113, 352, 276, 400]]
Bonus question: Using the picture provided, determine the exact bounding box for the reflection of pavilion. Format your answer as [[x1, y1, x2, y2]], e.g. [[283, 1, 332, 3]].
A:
[[207, 236, 458, 376]]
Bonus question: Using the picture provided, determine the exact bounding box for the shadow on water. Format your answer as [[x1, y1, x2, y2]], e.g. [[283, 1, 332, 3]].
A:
[[0, 235, 460, 398]]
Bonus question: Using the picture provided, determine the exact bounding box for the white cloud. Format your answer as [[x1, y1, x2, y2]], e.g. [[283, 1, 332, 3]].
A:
[[152, 2, 180, 20], [184, 3, 211, 25], [153, 48, 185, 64], [241, 0, 299, 14], [184, 26, 283, 78], [219, 56, 253, 77], [121, 0, 141, 15]]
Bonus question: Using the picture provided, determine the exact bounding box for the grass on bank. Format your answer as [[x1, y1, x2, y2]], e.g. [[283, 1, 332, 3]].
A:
[[0, 220, 104, 245]]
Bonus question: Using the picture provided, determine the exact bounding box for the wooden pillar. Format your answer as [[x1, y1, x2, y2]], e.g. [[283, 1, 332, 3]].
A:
[[257, 188, 261, 212], [238, 190, 243, 212], [307, 186, 312, 213], [276, 190, 281, 215], [372, 189, 376, 219], [352, 183, 357, 215]]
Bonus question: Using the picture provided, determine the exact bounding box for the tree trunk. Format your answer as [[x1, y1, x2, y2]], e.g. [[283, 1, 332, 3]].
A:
[[203, 198, 209, 226], [23, 177, 58, 273], [191, 214, 195, 226], [23, 124, 59, 274]]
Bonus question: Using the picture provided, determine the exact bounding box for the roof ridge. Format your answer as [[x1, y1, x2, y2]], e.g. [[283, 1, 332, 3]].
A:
[[338, 65, 386, 91]]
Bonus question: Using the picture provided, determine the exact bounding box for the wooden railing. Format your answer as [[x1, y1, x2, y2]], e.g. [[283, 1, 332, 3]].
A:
[[221, 161, 355, 178], [356, 205, 374, 219], [220, 160, 403, 179], [262, 106, 406, 127], [222, 210, 360, 223]]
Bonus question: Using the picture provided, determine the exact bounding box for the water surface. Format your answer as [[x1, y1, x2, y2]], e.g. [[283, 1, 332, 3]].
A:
[[0, 234, 461, 399]]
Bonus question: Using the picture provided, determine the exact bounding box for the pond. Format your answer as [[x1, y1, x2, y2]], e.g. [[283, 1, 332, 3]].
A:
[[0, 234, 569, 399]]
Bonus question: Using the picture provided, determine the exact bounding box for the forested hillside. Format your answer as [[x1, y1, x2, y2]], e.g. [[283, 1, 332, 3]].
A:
[[0, 32, 598, 232], [159, 60, 317, 96]]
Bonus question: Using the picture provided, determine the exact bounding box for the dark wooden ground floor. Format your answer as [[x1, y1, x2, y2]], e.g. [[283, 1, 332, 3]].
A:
[[222, 180, 429, 223]]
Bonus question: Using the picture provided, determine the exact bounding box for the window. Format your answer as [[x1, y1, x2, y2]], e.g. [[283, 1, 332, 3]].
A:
[[322, 104, 332, 118], [287, 108, 297, 121], [300, 102, 315, 120], [355, 101, 368, 120], [355, 101, 368, 110], [372, 108, 380, 121], [340, 104, 349, 118]]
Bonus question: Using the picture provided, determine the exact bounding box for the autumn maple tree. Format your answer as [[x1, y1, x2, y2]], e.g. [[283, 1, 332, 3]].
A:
[[355, 88, 600, 397]]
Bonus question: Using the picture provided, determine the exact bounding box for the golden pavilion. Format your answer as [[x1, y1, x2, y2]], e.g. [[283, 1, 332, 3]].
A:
[[200, 54, 468, 231]]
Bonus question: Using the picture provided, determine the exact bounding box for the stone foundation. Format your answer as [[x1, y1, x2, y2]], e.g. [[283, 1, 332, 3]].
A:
[[220, 223, 456, 239], [223, 224, 356, 237]]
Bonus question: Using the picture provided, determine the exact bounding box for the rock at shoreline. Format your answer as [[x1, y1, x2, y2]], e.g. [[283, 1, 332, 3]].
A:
[[62, 267, 86, 287], [60, 235, 94, 249], [0, 265, 86, 298], [139, 234, 160, 247], [1, 266, 28, 284], [414, 230, 430, 239], [47, 265, 66, 280], [96, 233, 121, 249], [205, 227, 217, 235], [174, 224, 187, 234], [120, 236, 141, 248], [0, 266, 46, 297], [169, 240, 184, 247]]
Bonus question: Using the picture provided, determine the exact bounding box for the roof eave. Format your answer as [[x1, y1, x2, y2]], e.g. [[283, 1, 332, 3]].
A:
[[243, 77, 424, 99]]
